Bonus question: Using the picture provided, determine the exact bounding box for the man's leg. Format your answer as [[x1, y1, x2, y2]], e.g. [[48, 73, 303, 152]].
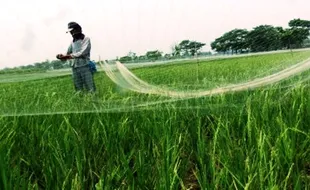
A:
[[72, 67, 84, 92], [81, 66, 96, 92]]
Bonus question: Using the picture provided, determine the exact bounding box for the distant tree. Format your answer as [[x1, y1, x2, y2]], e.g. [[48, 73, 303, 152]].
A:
[[21, 65, 35, 70], [198, 51, 212, 56], [275, 19, 310, 49], [290, 28, 309, 48], [127, 51, 137, 61], [211, 29, 249, 54], [289, 18, 310, 29], [34, 62, 44, 70], [188, 41, 206, 56], [145, 50, 162, 61], [118, 51, 138, 63], [247, 25, 282, 52], [42, 60, 52, 70], [138, 55, 147, 61], [119, 56, 132, 63], [164, 53, 172, 59], [211, 18, 310, 54], [211, 36, 229, 54], [51, 60, 64, 69], [279, 28, 293, 49], [279, 28, 309, 49], [177, 40, 206, 56], [178, 40, 191, 56], [171, 44, 181, 57], [303, 38, 310, 47], [287, 18, 310, 48]]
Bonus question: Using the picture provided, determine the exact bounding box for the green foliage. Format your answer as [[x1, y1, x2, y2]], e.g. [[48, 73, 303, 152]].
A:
[[174, 40, 206, 56], [137, 55, 147, 61], [289, 18, 310, 28], [247, 25, 282, 52], [288, 28, 309, 48], [0, 68, 46, 74], [211, 18, 310, 54], [119, 51, 138, 63], [50, 60, 67, 69], [119, 55, 133, 63], [211, 29, 249, 54], [146, 50, 162, 61], [1, 51, 310, 189], [0, 59, 70, 73]]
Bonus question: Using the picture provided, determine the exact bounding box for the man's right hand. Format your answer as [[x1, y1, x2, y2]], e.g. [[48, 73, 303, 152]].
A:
[[56, 54, 70, 61], [56, 54, 64, 60], [56, 54, 68, 61]]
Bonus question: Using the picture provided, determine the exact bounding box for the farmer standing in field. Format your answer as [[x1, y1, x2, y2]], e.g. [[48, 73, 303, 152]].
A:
[[56, 22, 96, 93]]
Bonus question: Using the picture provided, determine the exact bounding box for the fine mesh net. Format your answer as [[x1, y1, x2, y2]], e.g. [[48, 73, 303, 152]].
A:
[[1, 49, 310, 116], [2, 1, 310, 189], [1, 0, 310, 116]]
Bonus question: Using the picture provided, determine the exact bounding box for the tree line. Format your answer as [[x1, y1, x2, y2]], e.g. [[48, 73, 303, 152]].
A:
[[118, 40, 207, 63], [0, 59, 71, 74], [1, 18, 309, 73], [117, 18, 310, 63], [211, 18, 310, 54]]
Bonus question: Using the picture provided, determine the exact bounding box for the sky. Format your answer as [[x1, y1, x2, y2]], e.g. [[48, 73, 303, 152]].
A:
[[0, 0, 309, 69]]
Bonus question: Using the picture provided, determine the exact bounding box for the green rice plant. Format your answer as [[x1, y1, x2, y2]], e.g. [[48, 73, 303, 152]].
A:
[[0, 50, 310, 189]]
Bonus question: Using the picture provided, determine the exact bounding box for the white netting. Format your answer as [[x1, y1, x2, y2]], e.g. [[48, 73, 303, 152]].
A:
[[1, 49, 310, 116]]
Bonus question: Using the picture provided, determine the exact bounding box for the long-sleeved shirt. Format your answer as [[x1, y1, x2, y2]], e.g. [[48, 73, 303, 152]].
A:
[[67, 36, 91, 68]]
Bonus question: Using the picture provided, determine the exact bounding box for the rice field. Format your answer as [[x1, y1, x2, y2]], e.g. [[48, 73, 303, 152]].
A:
[[1, 50, 310, 189]]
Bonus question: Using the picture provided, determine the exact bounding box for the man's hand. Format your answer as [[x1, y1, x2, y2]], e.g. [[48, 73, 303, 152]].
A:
[[56, 54, 63, 59], [56, 54, 73, 60]]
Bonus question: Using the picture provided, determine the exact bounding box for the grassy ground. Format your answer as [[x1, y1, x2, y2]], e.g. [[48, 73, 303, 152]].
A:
[[1, 50, 310, 189]]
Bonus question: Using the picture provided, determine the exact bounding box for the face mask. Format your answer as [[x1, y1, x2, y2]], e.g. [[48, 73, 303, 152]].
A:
[[72, 33, 85, 42]]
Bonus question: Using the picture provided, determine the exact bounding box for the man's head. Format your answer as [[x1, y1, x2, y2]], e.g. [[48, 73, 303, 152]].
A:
[[66, 22, 82, 36]]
